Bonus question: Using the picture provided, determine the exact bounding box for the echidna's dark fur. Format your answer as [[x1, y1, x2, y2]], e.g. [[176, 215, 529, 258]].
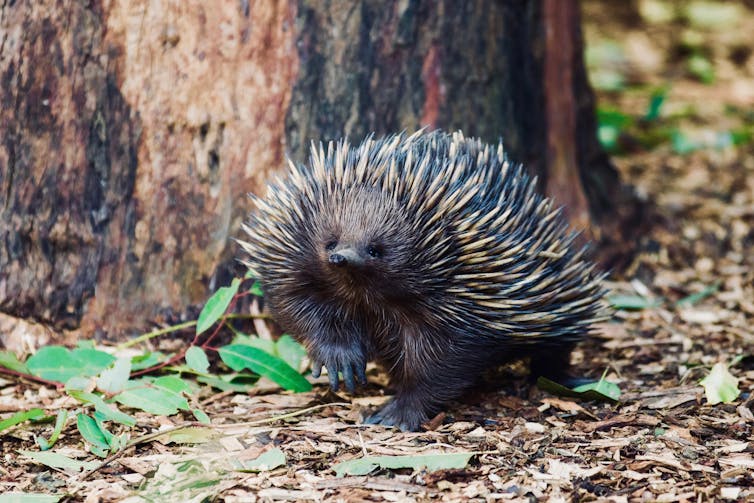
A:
[[240, 130, 608, 431]]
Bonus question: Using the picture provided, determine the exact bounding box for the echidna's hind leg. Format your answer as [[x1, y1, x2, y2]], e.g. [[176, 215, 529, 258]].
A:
[[528, 341, 594, 388], [364, 336, 482, 431], [364, 371, 475, 431]]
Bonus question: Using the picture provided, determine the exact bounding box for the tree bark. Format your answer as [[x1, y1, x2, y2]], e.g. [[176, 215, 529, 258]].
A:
[[0, 0, 639, 344]]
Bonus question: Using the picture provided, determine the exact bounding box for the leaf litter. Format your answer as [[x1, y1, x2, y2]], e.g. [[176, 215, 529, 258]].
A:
[[2, 2, 754, 500]]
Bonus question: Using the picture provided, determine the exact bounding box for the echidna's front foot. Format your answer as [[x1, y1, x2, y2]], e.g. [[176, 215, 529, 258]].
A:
[[364, 398, 429, 432], [309, 342, 367, 393]]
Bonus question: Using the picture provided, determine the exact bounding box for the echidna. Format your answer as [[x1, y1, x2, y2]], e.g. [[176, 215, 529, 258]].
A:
[[240, 130, 607, 431]]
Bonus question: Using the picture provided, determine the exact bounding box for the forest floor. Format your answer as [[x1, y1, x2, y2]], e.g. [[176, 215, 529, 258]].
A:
[[2, 1, 754, 502]]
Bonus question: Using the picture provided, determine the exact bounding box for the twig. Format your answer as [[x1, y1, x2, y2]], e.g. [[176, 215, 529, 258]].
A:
[[211, 402, 352, 428], [0, 367, 64, 389], [116, 320, 197, 350]]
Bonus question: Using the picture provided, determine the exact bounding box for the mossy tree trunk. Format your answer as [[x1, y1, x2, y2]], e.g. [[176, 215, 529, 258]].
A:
[[0, 0, 638, 346]]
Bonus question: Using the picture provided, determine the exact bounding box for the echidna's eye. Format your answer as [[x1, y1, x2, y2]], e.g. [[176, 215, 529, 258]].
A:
[[366, 245, 382, 258], [325, 240, 338, 251]]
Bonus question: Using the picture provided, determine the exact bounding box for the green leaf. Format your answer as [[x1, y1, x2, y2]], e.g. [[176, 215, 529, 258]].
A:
[[237, 448, 286, 472], [0, 493, 61, 503], [96, 357, 131, 394], [333, 453, 473, 477], [159, 427, 218, 445], [19, 449, 99, 472], [152, 375, 194, 395], [114, 382, 189, 416], [597, 108, 632, 129], [275, 335, 307, 372], [538, 377, 621, 403], [249, 280, 264, 297], [671, 130, 700, 154], [232, 334, 276, 355], [185, 346, 210, 373], [64, 376, 94, 392], [131, 351, 168, 371], [607, 294, 660, 310], [596, 108, 633, 152], [676, 282, 720, 307], [26, 346, 114, 383], [572, 380, 622, 401], [192, 409, 211, 425], [196, 278, 241, 335], [218, 344, 312, 392], [68, 390, 137, 427], [687, 54, 714, 84], [196, 373, 259, 392], [0, 350, 29, 373], [645, 88, 667, 121], [700, 363, 740, 405], [76, 413, 110, 457], [92, 411, 128, 451], [26, 347, 84, 382], [70, 348, 117, 375], [731, 126, 754, 146], [36, 410, 68, 450], [92, 413, 118, 448], [0, 408, 45, 433], [598, 124, 620, 151], [685, 1, 742, 28]]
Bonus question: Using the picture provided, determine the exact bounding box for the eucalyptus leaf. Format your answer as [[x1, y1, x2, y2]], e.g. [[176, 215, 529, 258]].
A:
[[0, 493, 61, 503], [237, 448, 286, 472], [275, 335, 307, 372], [152, 375, 194, 395], [232, 334, 276, 355], [114, 384, 189, 416], [26, 346, 115, 383], [645, 88, 667, 121], [185, 346, 210, 373], [158, 427, 218, 445], [196, 278, 241, 335], [0, 408, 45, 433], [538, 377, 620, 403], [572, 380, 622, 402], [76, 413, 111, 457], [131, 352, 168, 371], [700, 363, 739, 405], [607, 294, 660, 311], [333, 452, 473, 477], [96, 357, 131, 394], [0, 350, 29, 374], [192, 409, 211, 425], [19, 449, 99, 472], [196, 373, 260, 393], [218, 344, 311, 392], [676, 282, 720, 307], [68, 390, 137, 427], [249, 280, 264, 297], [36, 410, 68, 450]]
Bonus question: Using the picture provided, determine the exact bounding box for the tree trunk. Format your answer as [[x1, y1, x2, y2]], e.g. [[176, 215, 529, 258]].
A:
[[0, 0, 639, 345]]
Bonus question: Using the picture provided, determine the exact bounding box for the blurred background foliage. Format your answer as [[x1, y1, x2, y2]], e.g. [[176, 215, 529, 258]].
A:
[[583, 0, 754, 155]]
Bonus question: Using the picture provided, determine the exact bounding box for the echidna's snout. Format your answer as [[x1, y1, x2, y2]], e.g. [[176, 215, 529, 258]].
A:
[[328, 247, 364, 268]]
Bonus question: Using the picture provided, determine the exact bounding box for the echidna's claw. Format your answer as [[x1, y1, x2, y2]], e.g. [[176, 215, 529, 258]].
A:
[[326, 364, 340, 391], [342, 365, 356, 392], [311, 361, 323, 379]]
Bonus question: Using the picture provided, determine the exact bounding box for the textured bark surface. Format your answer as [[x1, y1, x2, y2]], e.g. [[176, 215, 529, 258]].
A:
[[1, 0, 298, 339], [0, 0, 634, 342], [286, 1, 549, 170]]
